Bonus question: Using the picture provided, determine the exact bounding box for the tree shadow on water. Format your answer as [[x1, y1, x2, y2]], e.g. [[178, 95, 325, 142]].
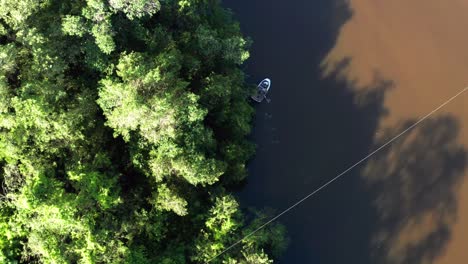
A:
[[361, 115, 467, 264], [282, 63, 393, 264], [221, 0, 398, 263]]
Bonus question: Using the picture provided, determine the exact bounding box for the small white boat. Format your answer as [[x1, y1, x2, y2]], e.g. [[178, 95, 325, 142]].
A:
[[251, 78, 271, 103]]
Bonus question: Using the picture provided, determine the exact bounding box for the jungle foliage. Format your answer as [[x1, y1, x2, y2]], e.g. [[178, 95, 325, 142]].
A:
[[0, 0, 285, 263]]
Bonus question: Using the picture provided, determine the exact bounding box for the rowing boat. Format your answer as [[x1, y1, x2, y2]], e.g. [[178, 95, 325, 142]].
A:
[[251, 78, 271, 103]]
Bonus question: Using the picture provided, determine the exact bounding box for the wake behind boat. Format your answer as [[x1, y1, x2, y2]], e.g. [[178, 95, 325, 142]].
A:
[[251, 78, 271, 103]]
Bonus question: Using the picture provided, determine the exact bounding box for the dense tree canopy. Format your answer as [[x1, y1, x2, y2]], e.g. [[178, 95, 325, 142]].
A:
[[0, 0, 285, 263]]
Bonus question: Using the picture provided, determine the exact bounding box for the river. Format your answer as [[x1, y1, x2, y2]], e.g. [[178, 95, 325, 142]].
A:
[[222, 0, 468, 263]]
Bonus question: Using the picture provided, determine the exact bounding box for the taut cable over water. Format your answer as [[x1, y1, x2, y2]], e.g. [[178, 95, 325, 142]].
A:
[[207, 86, 468, 263]]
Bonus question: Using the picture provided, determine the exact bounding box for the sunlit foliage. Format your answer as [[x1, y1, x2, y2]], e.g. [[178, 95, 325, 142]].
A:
[[0, 0, 285, 263]]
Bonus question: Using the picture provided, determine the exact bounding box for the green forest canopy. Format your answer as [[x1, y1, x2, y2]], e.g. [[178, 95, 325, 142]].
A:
[[0, 0, 286, 263]]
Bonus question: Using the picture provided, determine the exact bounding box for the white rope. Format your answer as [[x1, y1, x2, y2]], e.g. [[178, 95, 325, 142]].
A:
[[207, 86, 468, 263]]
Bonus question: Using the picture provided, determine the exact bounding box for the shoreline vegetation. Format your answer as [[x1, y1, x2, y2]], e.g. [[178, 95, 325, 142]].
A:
[[0, 0, 285, 263]]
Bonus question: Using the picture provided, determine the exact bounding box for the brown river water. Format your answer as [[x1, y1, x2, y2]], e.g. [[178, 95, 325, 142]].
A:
[[324, 0, 468, 263]]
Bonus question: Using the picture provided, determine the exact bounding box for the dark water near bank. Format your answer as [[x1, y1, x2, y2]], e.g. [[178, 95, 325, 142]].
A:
[[222, 0, 382, 263]]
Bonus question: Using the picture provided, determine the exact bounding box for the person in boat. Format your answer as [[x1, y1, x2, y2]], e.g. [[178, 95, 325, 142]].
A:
[[261, 81, 269, 89]]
